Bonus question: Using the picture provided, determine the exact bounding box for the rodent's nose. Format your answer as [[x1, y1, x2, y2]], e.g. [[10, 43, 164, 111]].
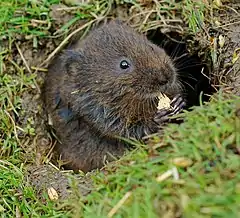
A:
[[148, 68, 174, 86], [159, 65, 176, 86], [158, 75, 170, 86], [155, 71, 173, 86]]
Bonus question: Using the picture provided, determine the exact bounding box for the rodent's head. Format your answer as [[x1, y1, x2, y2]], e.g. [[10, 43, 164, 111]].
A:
[[63, 21, 182, 122]]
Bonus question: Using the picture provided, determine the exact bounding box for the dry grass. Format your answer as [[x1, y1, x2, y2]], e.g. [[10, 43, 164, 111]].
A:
[[0, 0, 239, 217]]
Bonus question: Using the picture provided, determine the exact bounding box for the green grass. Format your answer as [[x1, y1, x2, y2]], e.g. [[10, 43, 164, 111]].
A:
[[0, 160, 61, 217], [0, 0, 58, 37], [71, 94, 239, 218], [1, 0, 239, 217], [1, 93, 239, 217]]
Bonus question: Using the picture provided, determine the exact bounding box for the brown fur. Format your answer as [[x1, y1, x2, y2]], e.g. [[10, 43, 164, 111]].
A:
[[43, 20, 182, 172]]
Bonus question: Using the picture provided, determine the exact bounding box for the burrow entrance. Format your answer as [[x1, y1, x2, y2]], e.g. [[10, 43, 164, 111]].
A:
[[147, 29, 216, 110]]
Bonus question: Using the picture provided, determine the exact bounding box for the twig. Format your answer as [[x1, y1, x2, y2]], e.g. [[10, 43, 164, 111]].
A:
[[218, 20, 240, 28], [156, 167, 179, 182], [107, 191, 132, 218], [31, 66, 48, 72], [4, 110, 22, 148], [41, 18, 104, 67], [15, 43, 32, 74]]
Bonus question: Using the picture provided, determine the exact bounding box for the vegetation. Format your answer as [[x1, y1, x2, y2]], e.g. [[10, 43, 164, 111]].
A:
[[0, 0, 239, 217]]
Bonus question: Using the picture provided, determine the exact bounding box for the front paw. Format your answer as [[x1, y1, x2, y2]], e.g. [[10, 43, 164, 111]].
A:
[[154, 94, 186, 124], [154, 108, 172, 124], [170, 94, 186, 115]]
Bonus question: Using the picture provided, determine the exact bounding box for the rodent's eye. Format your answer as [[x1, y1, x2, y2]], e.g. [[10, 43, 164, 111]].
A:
[[120, 60, 130, 69]]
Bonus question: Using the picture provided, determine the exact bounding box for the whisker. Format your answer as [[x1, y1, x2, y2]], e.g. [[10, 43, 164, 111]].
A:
[[169, 43, 185, 59], [149, 98, 155, 119], [172, 53, 189, 62], [159, 38, 169, 50], [180, 80, 195, 91], [142, 99, 147, 122], [175, 59, 203, 69], [177, 63, 205, 71], [178, 74, 198, 82]]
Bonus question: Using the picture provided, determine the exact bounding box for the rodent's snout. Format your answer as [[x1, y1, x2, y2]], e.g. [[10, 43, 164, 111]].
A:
[[150, 67, 175, 87], [156, 73, 172, 86]]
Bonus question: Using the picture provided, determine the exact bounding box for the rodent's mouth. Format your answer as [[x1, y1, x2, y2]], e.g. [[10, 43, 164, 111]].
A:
[[145, 92, 163, 99], [136, 91, 165, 103], [137, 81, 181, 101]]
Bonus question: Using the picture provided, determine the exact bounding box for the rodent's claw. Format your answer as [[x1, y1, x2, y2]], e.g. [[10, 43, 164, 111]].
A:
[[170, 94, 185, 110], [154, 109, 172, 124], [171, 94, 186, 113], [154, 95, 186, 124]]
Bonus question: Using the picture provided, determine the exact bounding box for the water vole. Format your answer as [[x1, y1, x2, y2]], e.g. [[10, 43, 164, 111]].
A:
[[43, 20, 185, 172]]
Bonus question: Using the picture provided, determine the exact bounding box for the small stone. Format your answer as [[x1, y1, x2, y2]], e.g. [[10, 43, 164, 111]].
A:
[[172, 157, 193, 168], [218, 35, 225, 48], [47, 187, 59, 201]]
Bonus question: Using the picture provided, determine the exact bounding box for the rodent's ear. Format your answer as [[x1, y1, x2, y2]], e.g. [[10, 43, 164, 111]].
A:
[[61, 50, 84, 75]]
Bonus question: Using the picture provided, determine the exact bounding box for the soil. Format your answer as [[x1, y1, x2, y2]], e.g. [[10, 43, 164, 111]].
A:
[[26, 165, 92, 200], [195, 1, 240, 94], [217, 2, 240, 95], [3, 1, 239, 200]]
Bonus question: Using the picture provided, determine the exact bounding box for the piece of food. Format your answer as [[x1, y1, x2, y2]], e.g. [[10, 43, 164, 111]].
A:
[[157, 93, 171, 110]]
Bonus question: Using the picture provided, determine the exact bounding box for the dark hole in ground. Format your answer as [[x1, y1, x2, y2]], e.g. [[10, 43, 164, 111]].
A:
[[147, 29, 215, 110]]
